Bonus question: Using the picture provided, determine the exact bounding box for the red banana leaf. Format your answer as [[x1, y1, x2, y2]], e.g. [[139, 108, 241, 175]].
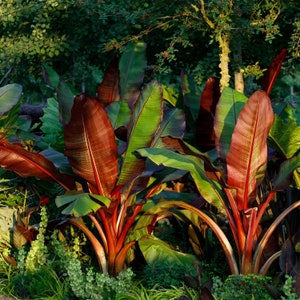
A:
[[226, 90, 274, 210], [64, 93, 118, 197], [195, 77, 220, 152], [260, 48, 287, 95], [0, 140, 76, 191], [97, 56, 120, 107]]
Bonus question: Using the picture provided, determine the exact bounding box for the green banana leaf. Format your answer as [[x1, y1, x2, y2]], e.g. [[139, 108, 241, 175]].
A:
[[268, 114, 300, 159], [56, 192, 111, 217], [42, 63, 60, 89], [139, 235, 199, 265], [136, 147, 224, 211], [180, 70, 202, 121], [42, 62, 77, 125], [274, 152, 300, 190], [105, 101, 131, 130], [214, 87, 248, 160], [117, 80, 163, 190], [119, 41, 146, 108], [0, 84, 22, 116], [57, 80, 77, 125], [151, 107, 185, 147], [162, 84, 180, 107]]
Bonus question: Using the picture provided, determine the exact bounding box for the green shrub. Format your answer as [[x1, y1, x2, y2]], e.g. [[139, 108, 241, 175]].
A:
[[281, 275, 299, 300], [66, 256, 134, 300], [212, 274, 273, 300], [141, 260, 197, 289]]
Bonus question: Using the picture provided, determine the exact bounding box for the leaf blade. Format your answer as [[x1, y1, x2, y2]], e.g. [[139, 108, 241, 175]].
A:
[[214, 87, 248, 160], [64, 94, 118, 196], [0, 140, 75, 191], [226, 90, 274, 210], [117, 81, 163, 189]]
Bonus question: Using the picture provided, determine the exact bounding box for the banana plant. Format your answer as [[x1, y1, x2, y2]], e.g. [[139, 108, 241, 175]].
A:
[[136, 48, 300, 275], [0, 42, 197, 276], [137, 86, 300, 275]]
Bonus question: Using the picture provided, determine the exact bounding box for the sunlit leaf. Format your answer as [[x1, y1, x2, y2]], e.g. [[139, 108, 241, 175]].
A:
[[56, 192, 111, 217], [214, 87, 248, 160], [139, 235, 199, 265], [117, 81, 163, 190], [137, 147, 224, 211], [268, 115, 300, 159], [226, 91, 274, 210]]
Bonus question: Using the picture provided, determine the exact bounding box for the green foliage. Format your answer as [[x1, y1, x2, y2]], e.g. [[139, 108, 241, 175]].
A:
[[39, 97, 64, 152], [212, 274, 273, 300], [23, 206, 48, 271], [66, 257, 134, 300], [1, 0, 298, 100], [117, 283, 193, 300], [8, 207, 104, 299], [12, 265, 71, 300], [141, 260, 197, 289], [281, 275, 299, 300]]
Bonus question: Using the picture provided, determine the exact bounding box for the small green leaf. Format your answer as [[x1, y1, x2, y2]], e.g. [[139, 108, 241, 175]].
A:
[[56, 192, 111, 217]]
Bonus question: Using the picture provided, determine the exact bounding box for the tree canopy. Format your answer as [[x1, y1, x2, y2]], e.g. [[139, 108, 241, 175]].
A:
[[0, 0, 299, 99]]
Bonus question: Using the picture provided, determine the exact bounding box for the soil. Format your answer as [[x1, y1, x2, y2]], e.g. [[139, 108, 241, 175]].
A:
[[0, 297, 16, 300]]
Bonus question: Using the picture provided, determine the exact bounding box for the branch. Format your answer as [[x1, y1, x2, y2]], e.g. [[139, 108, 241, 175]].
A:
[[199, 0, 215, 30]]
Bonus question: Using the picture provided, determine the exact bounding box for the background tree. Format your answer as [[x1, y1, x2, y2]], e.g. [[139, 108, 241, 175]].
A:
[[0, 0, 299, 101]]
